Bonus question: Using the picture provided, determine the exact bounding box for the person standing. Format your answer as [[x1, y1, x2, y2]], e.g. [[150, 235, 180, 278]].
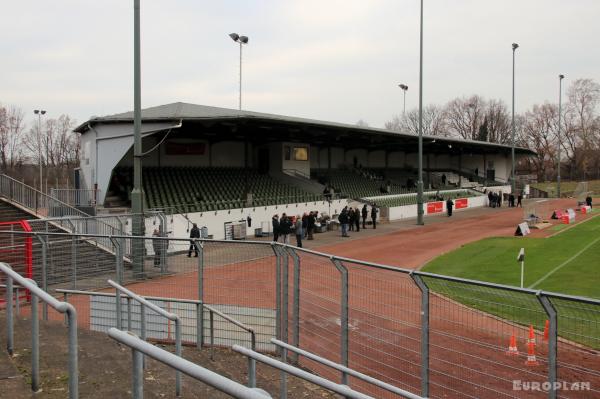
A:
[[361, 204, 368, 229], [295, 215, 303, 248], [446, 198, 454, 217], [280, 213, 292, 244], [488, 191, 493, 207], [517, 193, 523, 208], [586, 195, 593, 208], [354, 207, 361, 232], [339, 207, 349, 237], [371, 204, 378, 229], [272, 214, 280, 242], [152, 228, 162, 267], [187, 223, 200, 257], [348, 208, 355, 231], [307, 211, 316, 240], [302, 213, 308, 238]]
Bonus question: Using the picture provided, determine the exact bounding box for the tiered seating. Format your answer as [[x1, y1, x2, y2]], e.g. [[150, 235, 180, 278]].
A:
[[110, 167, 322, 212], [313, 168, 417, 199]]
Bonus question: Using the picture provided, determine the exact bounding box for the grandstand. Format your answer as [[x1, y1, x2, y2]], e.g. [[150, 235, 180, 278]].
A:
[[69, 102, 534, 237]]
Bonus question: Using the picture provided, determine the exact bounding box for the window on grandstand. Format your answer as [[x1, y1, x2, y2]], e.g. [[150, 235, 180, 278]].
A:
[[293, 147, 308, 161]]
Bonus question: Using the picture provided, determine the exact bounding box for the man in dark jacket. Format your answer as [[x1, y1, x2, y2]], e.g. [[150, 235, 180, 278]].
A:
[[339, 207, 350, 237], [446, 198, 454, 217], [586, 195, 593, 208], [272, 215, 280, 242], [354, 207, 360, 232], [307, 211, 316, 240], [187, 223, 200, 257], [361, 204, 368, 229], [348, 208, 355, 231], [371, 204, 378, 229], [280, 213, 292, 244]]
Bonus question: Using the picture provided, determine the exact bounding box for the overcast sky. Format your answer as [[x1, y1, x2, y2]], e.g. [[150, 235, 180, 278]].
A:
[[1, 0, 599, 129]]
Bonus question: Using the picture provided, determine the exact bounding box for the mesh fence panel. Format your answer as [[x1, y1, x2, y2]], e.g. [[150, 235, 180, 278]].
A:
[[343, 260, 422, 398], [423, 277, 548, 399], [292, 250, 342, 384], [549, 297, 600, 399]]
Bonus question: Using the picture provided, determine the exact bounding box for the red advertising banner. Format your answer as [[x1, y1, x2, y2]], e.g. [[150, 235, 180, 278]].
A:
[[427, 201, 444, 214], [455, 198, 468, 209]]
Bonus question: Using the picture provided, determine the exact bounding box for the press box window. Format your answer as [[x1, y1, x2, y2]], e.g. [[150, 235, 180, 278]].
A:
[[293, 147, 308, 161]]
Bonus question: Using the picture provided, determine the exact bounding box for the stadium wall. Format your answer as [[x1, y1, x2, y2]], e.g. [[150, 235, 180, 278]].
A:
[[365, 191, 488, 221], [166, 198, 349, 242]]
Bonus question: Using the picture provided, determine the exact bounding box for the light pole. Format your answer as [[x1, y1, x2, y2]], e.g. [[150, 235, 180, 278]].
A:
[[557, 74, 565, 198], [229, 33, 249, 110], [398, 84, 408, 115], [511, 43, 519, 194], [33, 109, 46, 192], [131, 0, 145, 277], [417, 0, 424, 226]]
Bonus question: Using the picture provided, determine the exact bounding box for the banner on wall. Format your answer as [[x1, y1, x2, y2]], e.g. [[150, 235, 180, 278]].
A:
[[427, 201, 444, 214], [455, 198, 468, 209]]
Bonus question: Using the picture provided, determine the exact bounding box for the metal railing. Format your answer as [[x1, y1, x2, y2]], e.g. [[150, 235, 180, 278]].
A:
[[233, 344, 374, 399], [1, 229, 600, 398], [271, 339, 425, 399], [55, 288, 256, 358], [0, 174, 91, 219], [107, 279, 183, 396], [1, 262, 78, 399], [50, 188, 99, 207], [107, 328, 271, 398]]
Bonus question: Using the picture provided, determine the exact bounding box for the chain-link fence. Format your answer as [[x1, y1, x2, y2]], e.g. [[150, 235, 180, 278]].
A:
[[1, 229, 599, 398]]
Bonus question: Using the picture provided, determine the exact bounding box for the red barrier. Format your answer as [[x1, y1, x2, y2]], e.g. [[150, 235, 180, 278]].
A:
[[0, 220, 33, 305]]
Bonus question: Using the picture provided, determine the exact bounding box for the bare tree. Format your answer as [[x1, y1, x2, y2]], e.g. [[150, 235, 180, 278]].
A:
[[566, 78, 600, 179], [355, 119, 369, 128], [0, 104, 27, 170], [485, 99, 511, 144], [444, 95, 486, 140], [385, 104, 447, 136], [522, 103, 559, 180]]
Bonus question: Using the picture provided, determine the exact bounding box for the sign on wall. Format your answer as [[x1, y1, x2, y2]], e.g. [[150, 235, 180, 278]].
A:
[[455, 198, 468, 209], [427, 201, 444, 214]]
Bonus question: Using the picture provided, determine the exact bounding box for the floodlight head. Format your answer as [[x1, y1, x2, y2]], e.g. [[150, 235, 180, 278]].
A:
[[559, 74, 565, 80], [239, 35, 249, 44], [512, 43, 519, 50], [34, 110, 39, 114], [399, 84, 408, 90], [229, 33, 240, 42], [41, 110, 46, 115]]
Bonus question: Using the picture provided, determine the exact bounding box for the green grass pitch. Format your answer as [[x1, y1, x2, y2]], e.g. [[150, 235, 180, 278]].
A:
[[423, 212, 600, 298]]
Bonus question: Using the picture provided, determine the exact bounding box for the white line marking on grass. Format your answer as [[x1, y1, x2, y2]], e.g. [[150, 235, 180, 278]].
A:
[[529, 235, 600, 289]]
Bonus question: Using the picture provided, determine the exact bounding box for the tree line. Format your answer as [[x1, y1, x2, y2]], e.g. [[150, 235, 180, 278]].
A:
[[0, 103, 80, 188], [380, 78, 600, 182]]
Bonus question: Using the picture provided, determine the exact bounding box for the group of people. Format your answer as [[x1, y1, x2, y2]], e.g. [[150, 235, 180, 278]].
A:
[[272, 211, 319, 248], [486, 190, 522, 208], [338, 204, 378, 237]]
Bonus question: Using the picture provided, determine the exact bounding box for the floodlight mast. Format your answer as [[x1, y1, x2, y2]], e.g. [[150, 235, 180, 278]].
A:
[[131, 0, 145, 277], [230, 33, 249, 110]]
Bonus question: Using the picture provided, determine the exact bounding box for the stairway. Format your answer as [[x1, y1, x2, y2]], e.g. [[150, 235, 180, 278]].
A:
[[0, 199, 124, 290]]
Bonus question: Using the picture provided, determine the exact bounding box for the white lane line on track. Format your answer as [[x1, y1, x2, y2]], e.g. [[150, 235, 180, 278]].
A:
[[528, 235, 600, 289]]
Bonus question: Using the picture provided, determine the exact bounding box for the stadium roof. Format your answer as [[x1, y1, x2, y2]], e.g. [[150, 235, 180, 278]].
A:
[[74, 102, 534, 155]]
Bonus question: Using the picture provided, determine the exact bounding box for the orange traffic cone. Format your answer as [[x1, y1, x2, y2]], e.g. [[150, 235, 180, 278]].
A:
[[543, 320, 549, 341], [525, 341, 539, 366], [528, 325, 536, 345], [506, 334, 519, 356]]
